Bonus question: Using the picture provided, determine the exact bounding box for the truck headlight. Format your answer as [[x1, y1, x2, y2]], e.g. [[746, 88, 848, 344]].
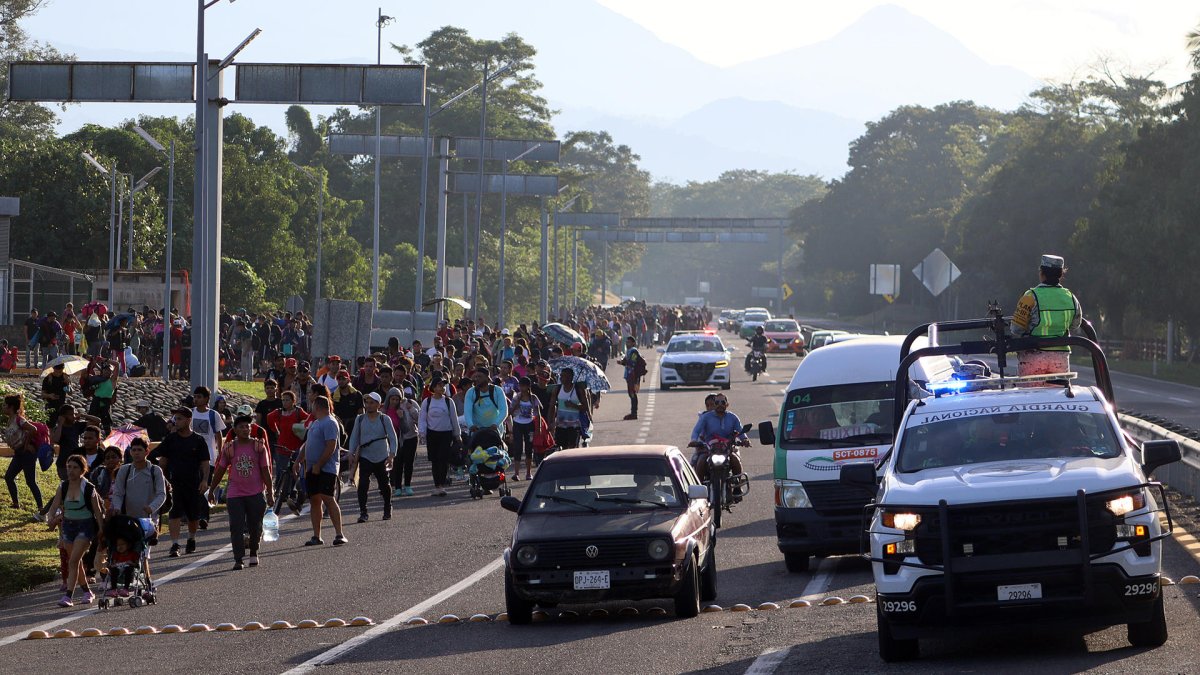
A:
[[881, 512, 922, 531], [648, 539, 672, 561], [774, 480, 812, 508], [715, 360, 729, 368], [1106, 492, 1146, 516], [515, 545, 538, 566]]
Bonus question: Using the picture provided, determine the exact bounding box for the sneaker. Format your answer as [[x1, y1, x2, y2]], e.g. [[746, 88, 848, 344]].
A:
[[57, 595, 73, 608], [512, 474, 520, 482], [623, 413, 638, 420], [185, 538, 196, 554], [382, 511, 391, 521], [169, 543, 181, 558], [79, 590, 95, 604], [247, 555, 259, 567], [105, 589, 120, 598], [434, 488, 447, 497], [332, 534, 348, 546], [357, 514, 368, 523], [33, 513, 46, 523], [198, 519, 208, 531], [233, 560, 244, 571], [402, 486, 414, 497], [304, 537, 324, 547], [392, 488, 404, 498], [525, 473, 533, 481], [116, 589, 131, 598]]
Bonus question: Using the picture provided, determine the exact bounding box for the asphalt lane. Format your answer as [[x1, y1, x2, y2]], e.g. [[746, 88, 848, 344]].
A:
[[3, 336, 1199, 673]]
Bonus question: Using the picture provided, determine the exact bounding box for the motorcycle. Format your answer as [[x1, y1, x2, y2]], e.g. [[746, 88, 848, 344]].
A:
[[688, 424, 752, 528], [745, 343, 767, 381]]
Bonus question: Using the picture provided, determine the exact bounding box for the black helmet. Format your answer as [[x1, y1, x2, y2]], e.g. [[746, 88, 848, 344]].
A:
[[755, 326, 764, 335]]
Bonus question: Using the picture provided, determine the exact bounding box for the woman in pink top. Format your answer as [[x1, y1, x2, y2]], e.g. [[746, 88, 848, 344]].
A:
[[208, 415, 274, 570]]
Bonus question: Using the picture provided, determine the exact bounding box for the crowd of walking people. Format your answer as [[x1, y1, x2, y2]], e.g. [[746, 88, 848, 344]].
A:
[[6, 299, 712, 608]]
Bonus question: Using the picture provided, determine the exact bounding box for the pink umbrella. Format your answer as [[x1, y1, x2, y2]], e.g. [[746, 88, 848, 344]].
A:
[[104, 425, 148, 452]]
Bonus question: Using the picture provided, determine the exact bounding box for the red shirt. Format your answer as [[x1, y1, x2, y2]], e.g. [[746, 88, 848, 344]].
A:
[[265, 407, 309, 454]]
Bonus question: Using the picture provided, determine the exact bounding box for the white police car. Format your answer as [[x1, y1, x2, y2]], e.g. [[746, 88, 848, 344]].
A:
[[841, 313, 1181, 662], [658, 331, 731, 391]]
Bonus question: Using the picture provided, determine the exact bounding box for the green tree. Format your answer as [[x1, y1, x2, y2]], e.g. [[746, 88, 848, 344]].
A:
[[220, 257, 267, 313], [0, 0, 69, 140]]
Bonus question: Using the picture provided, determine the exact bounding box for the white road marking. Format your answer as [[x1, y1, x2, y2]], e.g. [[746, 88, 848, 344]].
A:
[[799, 557, 838, 601], [1169, 396, 1192, 404], [283, 556, 505, 673], [1125, 387, 1151, 396], [745, 647, 793, 675]]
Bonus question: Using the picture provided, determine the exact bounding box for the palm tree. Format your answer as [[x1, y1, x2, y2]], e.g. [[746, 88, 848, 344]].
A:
[[1188, 25, 1200, 70]]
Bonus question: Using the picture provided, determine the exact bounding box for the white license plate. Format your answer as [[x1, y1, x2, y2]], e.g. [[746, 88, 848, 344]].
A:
[[997, 583, 1042, 601], [573, 570, 610, 590]]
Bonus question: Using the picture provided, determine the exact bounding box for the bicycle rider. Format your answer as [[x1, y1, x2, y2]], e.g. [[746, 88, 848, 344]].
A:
[[689, 393, 748, 482]]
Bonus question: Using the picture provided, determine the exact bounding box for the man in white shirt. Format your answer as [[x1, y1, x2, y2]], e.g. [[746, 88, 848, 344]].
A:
[[190, 385, 225, 529]]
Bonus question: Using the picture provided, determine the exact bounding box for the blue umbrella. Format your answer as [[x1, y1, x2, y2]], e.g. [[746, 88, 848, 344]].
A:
[[542, 322, 584, 347]]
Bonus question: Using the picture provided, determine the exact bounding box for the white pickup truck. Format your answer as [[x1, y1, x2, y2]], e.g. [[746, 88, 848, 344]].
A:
[[842, 313, 1181, 662]]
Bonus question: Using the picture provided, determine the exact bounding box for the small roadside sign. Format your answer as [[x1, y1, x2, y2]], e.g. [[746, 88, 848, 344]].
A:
[[781, 283, 794, 302]]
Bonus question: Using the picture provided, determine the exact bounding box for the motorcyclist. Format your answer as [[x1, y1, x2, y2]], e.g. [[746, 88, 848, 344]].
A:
[[745, 326, 768, 372], [689, 394, 747, 482]]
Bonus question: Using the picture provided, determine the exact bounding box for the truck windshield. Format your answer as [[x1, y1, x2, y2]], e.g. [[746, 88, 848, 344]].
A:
[[781, 381, 894, 449], [896, 408, 1123, 472]]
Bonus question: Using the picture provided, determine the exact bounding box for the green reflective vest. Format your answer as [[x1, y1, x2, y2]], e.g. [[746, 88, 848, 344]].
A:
[[1030, 285, 1076, 351]]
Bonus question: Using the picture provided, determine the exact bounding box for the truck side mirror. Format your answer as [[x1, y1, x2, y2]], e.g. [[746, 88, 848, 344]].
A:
[[840, 462, 877, 493], [758, 421, 776, 447], [1142, 439, 1181, 476], [500, 496, 521, 513]]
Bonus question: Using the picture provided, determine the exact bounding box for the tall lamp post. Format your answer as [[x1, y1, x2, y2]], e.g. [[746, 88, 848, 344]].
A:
[[497, 143, 541, 330], [134, 126, 175, 383], [81, 152, 118, 305], [371, 8, 394, 310], [291, 163, 325, 313]]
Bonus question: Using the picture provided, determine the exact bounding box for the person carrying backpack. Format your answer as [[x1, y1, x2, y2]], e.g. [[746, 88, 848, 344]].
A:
[[45, 453, 105, 607], [418, 377, 461, 497], [4, 393, 45, 515], [617, 336, 647, 420], [463, 367, 509, 439], [548, 367, 592, 450]]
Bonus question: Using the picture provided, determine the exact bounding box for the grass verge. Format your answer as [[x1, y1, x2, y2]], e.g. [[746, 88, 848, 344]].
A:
[[216, 379, 265, 400], [0, 459, 64, 596], [1107, 358, 1200, 389]]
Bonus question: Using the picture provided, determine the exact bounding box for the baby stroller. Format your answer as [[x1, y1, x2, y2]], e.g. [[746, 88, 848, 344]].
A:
[[467, 428, 512, 499], [98, 515, 157, 610]]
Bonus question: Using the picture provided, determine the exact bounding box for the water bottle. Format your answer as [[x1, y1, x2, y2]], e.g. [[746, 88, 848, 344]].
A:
[[262, 510, 280, 542]]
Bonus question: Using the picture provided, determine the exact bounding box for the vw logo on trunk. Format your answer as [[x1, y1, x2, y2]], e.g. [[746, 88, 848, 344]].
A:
[[585, 545, 599, 558]]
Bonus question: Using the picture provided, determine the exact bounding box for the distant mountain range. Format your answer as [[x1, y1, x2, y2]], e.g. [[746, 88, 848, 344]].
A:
[[37, 2, 1041, 183]]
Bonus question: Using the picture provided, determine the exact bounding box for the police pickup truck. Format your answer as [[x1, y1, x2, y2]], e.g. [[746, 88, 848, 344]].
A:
[[841, 312, 1181, 662]]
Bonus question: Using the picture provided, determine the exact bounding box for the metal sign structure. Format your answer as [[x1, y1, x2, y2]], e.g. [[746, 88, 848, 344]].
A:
[[869, 264, 901, 297], [913, 248, 961, 297], [449, 172, 559, 196], [623, 217, 789, 230], [328, 133, 431, 157], [6, 59, 426, 391], [579, 230, 770, 243], [453, 138, 561, 163], [553, 212, 620, 229]]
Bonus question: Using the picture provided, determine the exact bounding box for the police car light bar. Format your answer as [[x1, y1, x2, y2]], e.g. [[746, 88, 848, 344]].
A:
[[927, 372, 1078, 397]]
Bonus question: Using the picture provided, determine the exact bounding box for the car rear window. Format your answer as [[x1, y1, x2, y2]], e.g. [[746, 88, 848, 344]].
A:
[[528, 458, 682, 510], [764, 321, 799, 332]]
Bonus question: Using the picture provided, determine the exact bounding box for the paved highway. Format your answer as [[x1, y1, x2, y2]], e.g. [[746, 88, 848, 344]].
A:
[[1, 339, 1198, 674]]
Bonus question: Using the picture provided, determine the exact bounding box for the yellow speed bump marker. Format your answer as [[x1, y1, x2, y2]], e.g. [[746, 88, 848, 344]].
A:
[[324, 618, 347, 628], [557, 610, 579, 619], [404, 617, 429, 626], [788, 600, 812, 609], [52, 629, 77, 639], [110, 627, 133, 636], [1160, 577, 1175, 586], [350, 617, 374, 626], [757, 602, 780, 611], [79, 628, 104, 638], [296, 620, 320, 629], [242, 621, 267, 631], [269, 620, 294, 630], [619, 607, 639, 617], [215, 623, 239, 632], [588, 609, 609, 618], [730, 604, 752, 612], [26, 630, 49, 640], [161, 625, 185, 634], [494, 613, 508, 622], [187, 624, 211, 633], [646, 607, 668, 616], [468, 614, 491, 623], [437, 615, 460, 624], [848, 595, 872, 604], [1180, 575, 1200, 585], [821, 597, 845, 606], [531, 610, 548, 622], [702, 605, 724, 613], [134, 626, 158, 635]]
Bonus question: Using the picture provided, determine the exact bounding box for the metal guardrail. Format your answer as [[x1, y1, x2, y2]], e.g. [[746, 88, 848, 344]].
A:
[[1120, 413, 1200, 503]]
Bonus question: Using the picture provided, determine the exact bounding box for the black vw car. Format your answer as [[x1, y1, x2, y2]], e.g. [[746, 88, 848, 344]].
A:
[[500, 445, 716, 623]]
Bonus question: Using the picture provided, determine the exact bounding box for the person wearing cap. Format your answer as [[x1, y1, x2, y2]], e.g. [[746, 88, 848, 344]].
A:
[[291, 362, 314, 412], [132, 400, 169, 442], [41, 361, 71, 422], [348, 391, 397, 522], [38, 310, 63, 365], [223, 403, 269, 446], [509, 377, 541, 480], [1012, 254, 1083, 376], [617, 335, 646, 420], [332, 370, 364, 442], [317, 356, 342, 390]]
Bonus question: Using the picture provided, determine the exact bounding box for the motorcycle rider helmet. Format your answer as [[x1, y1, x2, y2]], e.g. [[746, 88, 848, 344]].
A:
[[755, 326, 764, 335]]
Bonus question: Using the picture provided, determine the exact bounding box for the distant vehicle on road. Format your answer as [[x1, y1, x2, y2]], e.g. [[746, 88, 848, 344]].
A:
[[500, 446, 716, 623], [738, 310, 772, 339], [807, 329, 849, 349], [657, 332, 732, 390], [762, 319, 806, 356]]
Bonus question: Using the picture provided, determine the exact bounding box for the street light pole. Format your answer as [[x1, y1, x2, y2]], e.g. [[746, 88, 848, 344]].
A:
[[471, 61, 489, 323], [134, 127, 176, 382], [372, 8, 394, 311]]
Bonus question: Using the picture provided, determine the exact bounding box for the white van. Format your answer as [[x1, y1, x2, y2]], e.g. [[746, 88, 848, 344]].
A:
[[757, 336, 955, 573]]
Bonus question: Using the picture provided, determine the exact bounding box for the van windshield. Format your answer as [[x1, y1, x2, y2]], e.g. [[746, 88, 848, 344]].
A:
[[896, 407, 1122, 472], [781, 382, 894, 449]]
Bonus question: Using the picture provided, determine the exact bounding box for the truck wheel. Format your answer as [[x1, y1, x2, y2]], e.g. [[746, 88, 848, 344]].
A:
[[700, 541, 718, 602], [673, 555, 701, 618], [504, 571, 535, 625], [1127, 592, 1168, 647], [783, 552, 809, 573], [877, 604, 919, 662]]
